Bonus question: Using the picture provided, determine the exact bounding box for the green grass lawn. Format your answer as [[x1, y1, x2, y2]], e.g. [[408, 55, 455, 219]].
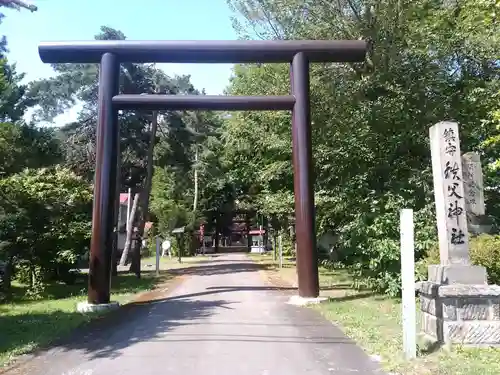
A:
[[0, 270, 171, 367], [249, 254, 500, 375]]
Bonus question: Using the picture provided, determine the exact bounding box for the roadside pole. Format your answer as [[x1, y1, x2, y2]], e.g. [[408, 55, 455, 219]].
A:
[[400, 209, 417, 360], [155, 236, 160, 277]]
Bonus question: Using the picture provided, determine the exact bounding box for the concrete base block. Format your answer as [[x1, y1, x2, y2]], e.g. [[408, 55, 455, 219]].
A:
[[287, 295, 328, 306], [419, 281, 500, 346], [428, 264, 487, 285], [77, 301, 120, 313]]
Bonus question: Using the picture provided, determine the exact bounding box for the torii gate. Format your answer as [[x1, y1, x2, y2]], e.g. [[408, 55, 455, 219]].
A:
[[38, 39, 366, 307]]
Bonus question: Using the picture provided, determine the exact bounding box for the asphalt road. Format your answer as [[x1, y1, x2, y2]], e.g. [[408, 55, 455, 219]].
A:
[[7, 254, 385, 375]]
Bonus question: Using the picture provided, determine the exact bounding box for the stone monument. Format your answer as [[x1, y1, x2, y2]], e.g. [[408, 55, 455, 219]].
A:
[[462, 152, 496, 234], [462, 152, 485, 217], [419, 121, 500, 346]]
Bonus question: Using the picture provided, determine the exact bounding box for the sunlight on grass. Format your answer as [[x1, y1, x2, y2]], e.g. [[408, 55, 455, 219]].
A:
[[315, 269, 500, 375]]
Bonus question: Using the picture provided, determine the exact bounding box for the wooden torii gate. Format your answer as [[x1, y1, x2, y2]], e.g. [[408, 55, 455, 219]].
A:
[[38, 39, 366, 306]]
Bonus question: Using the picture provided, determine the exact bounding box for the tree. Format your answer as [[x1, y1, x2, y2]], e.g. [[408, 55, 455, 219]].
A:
[[223, 0, 500, 295], [0, 1, 38, 120], [127, 71, 197, 275], [183, 110, 225, 213], [0, 166, 92, 296], [30, 26, 224, 274], [119, 193, 139, 266], [149, 108, 225, 255], [0, 122, 62, 177], [30, 27, 153, 186], [0, 6, 60, 178], [0, 61, 35, 122], [0, 0, 37, 12]]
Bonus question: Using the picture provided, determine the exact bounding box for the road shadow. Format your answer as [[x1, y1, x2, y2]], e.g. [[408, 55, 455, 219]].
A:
[[160, 285, 296, 301], [1, 295, 234, 373], [0, 269, 225, 372], [64, 297, 235, 360], [137, 332, 354, 344], [168, 260, 272, 277]]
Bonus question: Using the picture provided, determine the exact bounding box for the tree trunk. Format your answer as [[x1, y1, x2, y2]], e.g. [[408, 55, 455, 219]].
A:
[[30, 263, 35, 289], [126, 188, 132, 230], [129, 111, 158, 277], [119, 193, 139, 266], [0, 258, 10, 301], [4, 257, 12, 291], [273, 232, 277, 261], [177, 236, 183, 263]]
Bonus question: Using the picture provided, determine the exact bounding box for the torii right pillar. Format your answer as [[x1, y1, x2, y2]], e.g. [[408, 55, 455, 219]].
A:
[[290, 52, 320, 301]]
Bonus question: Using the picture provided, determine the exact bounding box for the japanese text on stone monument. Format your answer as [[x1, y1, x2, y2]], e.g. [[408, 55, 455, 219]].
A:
[[462, 152, 485, 216], [442, 126, 466, 245]]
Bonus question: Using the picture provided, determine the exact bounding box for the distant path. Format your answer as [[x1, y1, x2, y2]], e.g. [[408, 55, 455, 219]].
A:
[[6, 254, 385, 375]]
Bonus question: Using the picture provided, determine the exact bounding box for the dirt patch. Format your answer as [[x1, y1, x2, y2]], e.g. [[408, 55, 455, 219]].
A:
[[131, 274, 186, 303], [259, 266, 297, 291]]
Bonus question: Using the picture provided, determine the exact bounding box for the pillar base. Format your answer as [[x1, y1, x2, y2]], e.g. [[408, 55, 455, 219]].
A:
[[428, 264, 487, 285], [287, 295, 327, 306], [419, 281, 500, 346], [77, 301, 120, 313]]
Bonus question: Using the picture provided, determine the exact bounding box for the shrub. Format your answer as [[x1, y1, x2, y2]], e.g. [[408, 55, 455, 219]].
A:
[[420, 234, 500, 285], [331, 192, 437, 297], [470, 234, 500, 284]]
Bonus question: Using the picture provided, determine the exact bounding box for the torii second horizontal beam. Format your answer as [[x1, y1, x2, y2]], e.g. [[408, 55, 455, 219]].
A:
[[112, 94, 296, 111]]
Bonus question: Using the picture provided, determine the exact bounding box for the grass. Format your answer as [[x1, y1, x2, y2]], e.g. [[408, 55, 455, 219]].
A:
[[0, 268, 172, 367], [249, 253, 500, 375]]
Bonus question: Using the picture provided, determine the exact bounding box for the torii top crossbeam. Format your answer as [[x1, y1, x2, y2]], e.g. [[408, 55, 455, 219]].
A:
[[38, 39, 367, 64]]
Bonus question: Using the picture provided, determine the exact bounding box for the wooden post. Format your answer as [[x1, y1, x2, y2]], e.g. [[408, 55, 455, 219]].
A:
[[246, 214, 251, 252], [279, 235, 283, 269]]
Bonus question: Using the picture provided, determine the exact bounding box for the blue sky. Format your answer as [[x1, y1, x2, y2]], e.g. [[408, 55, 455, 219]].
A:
[[2, 0, 239, 125]]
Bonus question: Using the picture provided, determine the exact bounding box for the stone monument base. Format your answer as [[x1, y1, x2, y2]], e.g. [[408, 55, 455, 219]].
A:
[[287, 295, 328, 306], [77, 301, 120, 313], [428, 264, 488, 285], [419, 281, 500, 346]]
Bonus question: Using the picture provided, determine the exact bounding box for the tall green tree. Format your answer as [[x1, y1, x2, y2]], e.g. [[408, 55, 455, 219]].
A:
[[224, 0, 500, 294], [150, 108, 225, 251], [30, 26, 225, 273], [0, 122, 62, 177]]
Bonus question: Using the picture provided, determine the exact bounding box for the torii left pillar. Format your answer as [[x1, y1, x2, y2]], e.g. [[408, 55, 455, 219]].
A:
[[77, 53, 121, 312]]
